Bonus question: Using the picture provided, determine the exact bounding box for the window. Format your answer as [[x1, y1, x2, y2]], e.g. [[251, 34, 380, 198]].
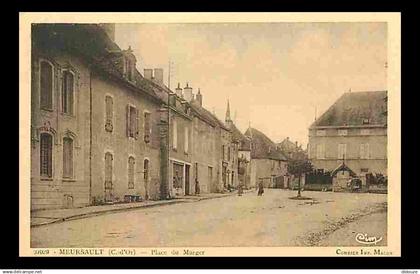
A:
[[184, 127, 189, 153], [316, 143, 325, 159], [40, 61, 53, 110], [227, 146, 231, 161], [172, 119, 177, 149], [144, 112, 151, 143], [105, 96, 113, 132], [61, 70, 74, 115], [208, 166, 213, 183], [338, 129, 348, 136], [40, 133, 53, 177], [338, 143, 347, 159], [105, 152, 113, 189], [361, 168, 369, 173], [360, 143, 370, 159], [222, 145, 225, 161], [126, 105, 139, 138], [362, 118, 370, 125], [128, 157, 135, 189], [63, 137, 73, 178], [126, 58, 133, 81], [316, 130, 326, 136]]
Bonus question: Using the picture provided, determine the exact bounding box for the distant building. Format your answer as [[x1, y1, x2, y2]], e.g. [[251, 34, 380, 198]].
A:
[[244, 127, 288, 188], [308, 91, 388, 181], [224, 101, 251, 189], [277, 137, 307, 161]]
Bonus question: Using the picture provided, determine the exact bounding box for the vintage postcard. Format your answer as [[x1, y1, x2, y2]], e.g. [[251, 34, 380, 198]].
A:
[[19, 12, 401, 257]]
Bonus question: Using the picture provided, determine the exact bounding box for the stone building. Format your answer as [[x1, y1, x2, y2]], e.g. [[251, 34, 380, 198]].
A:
[[244, 127, 288, 188], [30, 23, 244, 210], [224, 102, 252, 189], [307, 91, 388, 181], [277, 137, 307, 161], [31, 24, 170, 209]]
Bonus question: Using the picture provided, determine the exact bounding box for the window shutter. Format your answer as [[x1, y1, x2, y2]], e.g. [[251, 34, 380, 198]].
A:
[[144, 112, 151, 143], [126, 105, 130, 137], [135, 108, 140, 139]]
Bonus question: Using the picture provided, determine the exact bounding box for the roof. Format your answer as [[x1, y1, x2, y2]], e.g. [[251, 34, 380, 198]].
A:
[[244, 127, 287, 161], [190, 101, 230, 131], [32, 23, 165, 104], [331, 162, 356, 177], [229, 123, 251, 151], [310, 91, 387, 128]]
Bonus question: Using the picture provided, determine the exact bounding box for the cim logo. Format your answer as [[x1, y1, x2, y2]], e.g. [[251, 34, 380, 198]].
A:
[[355, 233, 383, 245]]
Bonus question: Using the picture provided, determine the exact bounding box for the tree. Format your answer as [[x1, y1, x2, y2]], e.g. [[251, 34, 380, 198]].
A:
[[287, 159, 314, 197]]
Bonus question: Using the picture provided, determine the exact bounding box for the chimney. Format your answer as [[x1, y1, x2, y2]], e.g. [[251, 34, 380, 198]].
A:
[[144, 69, 153, 80], [196, 88, 203, 106], [183, 82, 193, 102], [154, 68, 164, 84], [175, 83, 183, 98], [99, 23, 115, 42]]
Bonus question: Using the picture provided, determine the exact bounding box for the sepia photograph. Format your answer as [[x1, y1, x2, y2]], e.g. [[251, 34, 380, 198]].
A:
[[19, 12, 401, 257]]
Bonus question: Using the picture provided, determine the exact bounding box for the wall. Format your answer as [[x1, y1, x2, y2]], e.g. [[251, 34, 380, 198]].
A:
[[308, 127, 387, 176], [168, 108, 193, 197], [90, 72, 162, 203], [250, 158, 288, 188], [31, 50, 91, 210], [191, 116, 218, 194]]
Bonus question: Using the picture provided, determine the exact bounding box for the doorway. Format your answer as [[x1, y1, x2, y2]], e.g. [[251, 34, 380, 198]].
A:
[[144, 159, 149, 200], [185, 165, 190, 195]]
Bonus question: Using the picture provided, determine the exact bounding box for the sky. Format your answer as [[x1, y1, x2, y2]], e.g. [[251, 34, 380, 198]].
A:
[[115, 22, 387, 147]]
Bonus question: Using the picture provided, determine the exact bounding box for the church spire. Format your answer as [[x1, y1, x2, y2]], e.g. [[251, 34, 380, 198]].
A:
[[225, 99, 231, 122]]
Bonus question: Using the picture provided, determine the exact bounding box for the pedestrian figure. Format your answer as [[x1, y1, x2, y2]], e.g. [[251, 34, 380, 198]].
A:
[[238, 184, 244, 196], [195, 178, 200, 195], [257, 181, 264, 196]]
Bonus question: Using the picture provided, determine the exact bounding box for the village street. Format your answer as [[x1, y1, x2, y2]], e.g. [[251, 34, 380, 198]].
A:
[[31, 189, 387, 248]]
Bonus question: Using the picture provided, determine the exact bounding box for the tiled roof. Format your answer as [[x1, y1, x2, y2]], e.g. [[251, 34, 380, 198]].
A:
[[32, 23, 165, 104], [229, 123, 251, 151], [310, 91, 387, 128], [244, 127, 287, 161], [190, 101, 230, 131]]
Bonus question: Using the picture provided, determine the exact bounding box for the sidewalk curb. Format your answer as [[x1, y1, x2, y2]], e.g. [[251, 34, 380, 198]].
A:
[[31, 190, 254, 228]]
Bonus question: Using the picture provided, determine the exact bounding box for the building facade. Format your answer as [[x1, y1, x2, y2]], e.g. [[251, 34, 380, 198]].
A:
[[244, 127, 288, 188], [30, 23, 246, 210], [307, 91, 388, 182]]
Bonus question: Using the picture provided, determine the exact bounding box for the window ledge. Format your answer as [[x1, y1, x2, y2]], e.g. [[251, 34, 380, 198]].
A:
[[40, 177, 53, 181], [62, 178, 76, 182]]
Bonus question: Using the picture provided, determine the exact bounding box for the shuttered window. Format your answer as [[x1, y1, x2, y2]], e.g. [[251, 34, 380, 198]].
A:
[[127, 105, 139, 138], [40, 133, 53, 177], [128, 157, 135, 189], [172, 119, 177, 149], [40, 61, 53, 110], [62, 70, 74, 115], [144, 112, 151, 143], [360, 143, 370, 159], [338, 143, 347, 160], [105, 96, 113, 132], [316, 144, 325, 159], [184, 127, 189, 153], [63, 137, 73, 178], [105, 152, 113, 189]]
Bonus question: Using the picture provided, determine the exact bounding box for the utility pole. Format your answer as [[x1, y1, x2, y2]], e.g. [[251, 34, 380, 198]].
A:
[[168, 60, 175, 90]]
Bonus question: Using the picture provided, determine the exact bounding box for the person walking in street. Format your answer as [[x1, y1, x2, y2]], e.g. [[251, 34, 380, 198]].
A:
[[238, 184, 244, 196], [257, 181, 264, 196], [195, 178, 200, 196]]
